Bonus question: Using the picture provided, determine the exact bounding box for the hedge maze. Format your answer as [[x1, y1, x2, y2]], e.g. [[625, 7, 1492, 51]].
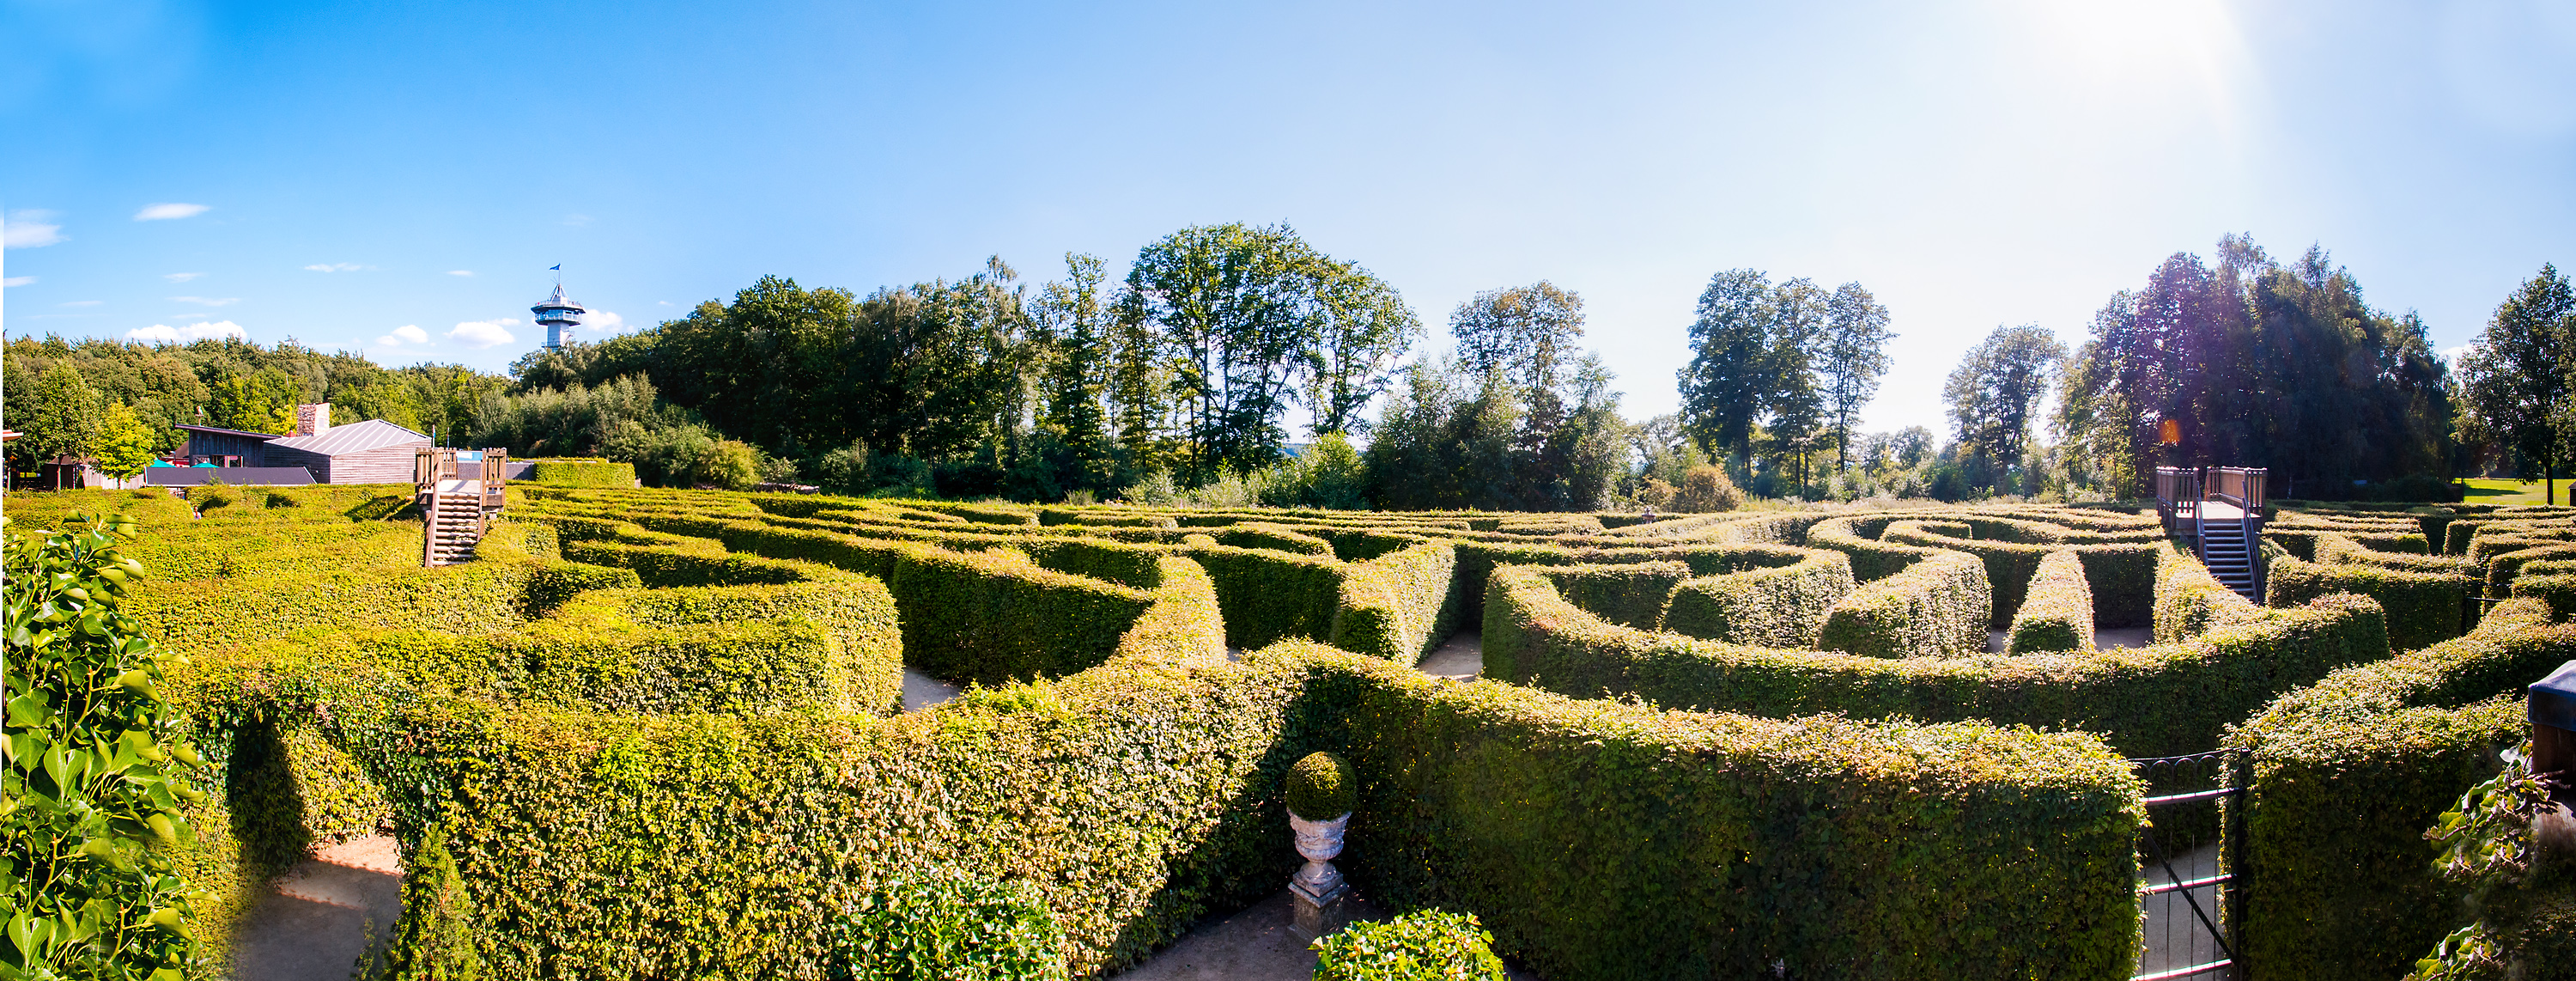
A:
[[11, 484, 2576, 980]]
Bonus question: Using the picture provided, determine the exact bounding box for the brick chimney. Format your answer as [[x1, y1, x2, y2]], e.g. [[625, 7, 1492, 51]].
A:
[[295, 403, 331, 437]]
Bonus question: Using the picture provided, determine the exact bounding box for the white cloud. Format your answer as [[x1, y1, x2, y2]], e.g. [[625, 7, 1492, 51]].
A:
[[164, 271, 204, 283], [446, 270, 473, 277], [134, 203, 212, 222], [377, 324, 430, 345], [58, 300, 101, 308], [302, 263, 367, 272], [562, 214, 592, 227], [169, 296, 240, 307], [4, 210, 64, 249], [586, 310, 627, 333], [658, 300, 673, 306], [127, 320, 247, 343], [446, 320, 517, 349], [1, 277, 32, 288]]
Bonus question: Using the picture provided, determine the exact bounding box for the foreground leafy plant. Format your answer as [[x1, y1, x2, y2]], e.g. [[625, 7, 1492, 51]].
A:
[[1312, 909, 1507, 981], [3, 512, 204, 980], [832, 866, 1066, 981], [2407, 741, 2567, 981]]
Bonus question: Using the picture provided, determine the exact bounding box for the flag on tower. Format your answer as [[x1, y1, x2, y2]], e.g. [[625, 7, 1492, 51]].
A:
[[550, 265, 561, 271]]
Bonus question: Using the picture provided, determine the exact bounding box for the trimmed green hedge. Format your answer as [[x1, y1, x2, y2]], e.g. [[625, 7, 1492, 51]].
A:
[[525, 458, 637, 488], [2264, 543, 2476, 653], [2513, 569, 2576, 621], [1327, 541, 1461, 667], [1881, 520, 2158, 627], [130, 490, 2344, 978], [2225, 598, 2576, 981], [1816, 550, 1990, 658], [1659, 550, 1854, 649], [1310, 640, 2146, 979], [2006, 550, 2094, 654], [1484, 563, 2390, 759]]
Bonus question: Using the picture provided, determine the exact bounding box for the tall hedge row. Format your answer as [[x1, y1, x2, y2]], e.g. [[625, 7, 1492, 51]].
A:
[[1658, 551, 1855, 649], [1311, 641, 2147, 980], [2224, 598, 2576, 981], [1815, 551, 1990, 658], [2006, 550, 2094, 654], [1483, 562, 2391, 759], [2263, 546, 2476, 653], [523, 458, 638, 488]]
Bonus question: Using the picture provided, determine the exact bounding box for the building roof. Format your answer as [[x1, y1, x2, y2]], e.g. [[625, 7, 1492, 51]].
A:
[[174, 423, 284, 441], [264, 418, 430, 457], [145, 466, 316, 487]]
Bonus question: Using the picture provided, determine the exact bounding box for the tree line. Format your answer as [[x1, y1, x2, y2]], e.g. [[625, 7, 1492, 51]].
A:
[[7, 228, 2567, 507]]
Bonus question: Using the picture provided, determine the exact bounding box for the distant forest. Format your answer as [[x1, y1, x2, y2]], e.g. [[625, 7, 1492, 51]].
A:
[[7, 229, 2570, 508]]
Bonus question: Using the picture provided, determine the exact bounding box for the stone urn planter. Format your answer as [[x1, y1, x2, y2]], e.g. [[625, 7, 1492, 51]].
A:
[[1285, 750, 1358, 940], [1288, 810, 1352, 940]]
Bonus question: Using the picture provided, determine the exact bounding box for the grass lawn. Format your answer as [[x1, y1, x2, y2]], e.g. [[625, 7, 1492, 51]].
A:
[[2459, 477, 2567, 506]]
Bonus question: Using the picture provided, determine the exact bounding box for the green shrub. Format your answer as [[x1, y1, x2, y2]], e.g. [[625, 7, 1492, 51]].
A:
[[1485, 564, 2390, 759], [1321, 642, 2146, 979], [1327, 541, 1460, 667], [2225, 599, 2576, 981], [1882, 520, 2157, 626], [1311, 910, 1505, 981], [832, 867, 1068, 981], [1671, 465, 1741, 512], [1286, 752, 1355, 820], [3, 513, 208, 979], [525, 458, 637, 489], [2266, 546, 2476, 652], [2517, 572, 2576, 621], [191, 484, 237, 511], [1659, 550, 1854, 649], [2007, 550, 2094, 653], [1815, 550, 1989, 658]]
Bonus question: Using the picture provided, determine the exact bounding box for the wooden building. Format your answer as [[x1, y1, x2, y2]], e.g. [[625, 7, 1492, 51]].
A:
[[262, 419, 432, 484], [173, 404, 433, 484], [173, 423, 282, 466]]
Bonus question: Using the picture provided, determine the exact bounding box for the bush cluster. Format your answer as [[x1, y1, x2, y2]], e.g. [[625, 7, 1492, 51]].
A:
[[2006, 549, 2095, 653], [39, 484, 2535, 980], [523, 457, 638, 489], [2224, 597, 2576, 980], [1311, 910, 1506, 981]]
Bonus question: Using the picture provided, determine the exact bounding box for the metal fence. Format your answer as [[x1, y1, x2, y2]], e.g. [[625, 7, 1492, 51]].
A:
[[2131, 752, 2240, 980]]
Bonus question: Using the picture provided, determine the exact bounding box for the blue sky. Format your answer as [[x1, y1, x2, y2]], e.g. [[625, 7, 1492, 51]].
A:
[[4, 0, 2573, 434]]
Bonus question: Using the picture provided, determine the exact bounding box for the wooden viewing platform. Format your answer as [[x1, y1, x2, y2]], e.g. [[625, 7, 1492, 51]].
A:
[[416, 448, 508, 566], [2156, 466, 2268, 602]]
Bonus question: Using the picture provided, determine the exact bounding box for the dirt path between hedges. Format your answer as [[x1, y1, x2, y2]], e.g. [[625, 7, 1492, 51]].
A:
[[227, 836, 402, 981]]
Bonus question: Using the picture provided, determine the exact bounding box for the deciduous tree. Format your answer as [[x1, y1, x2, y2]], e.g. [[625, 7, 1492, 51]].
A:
[[2457, 264, 2576, 504]]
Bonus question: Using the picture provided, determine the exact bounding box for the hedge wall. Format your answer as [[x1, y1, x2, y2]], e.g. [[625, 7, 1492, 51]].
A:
[[1484, 563, 2390, 759], [1815, 550, 1990, 658], [1313, 640, 2146, 980], [2006, 550, 2094, 654], [2224, 598, 2576, 981], [524, 458, 638, 488], [1881, 520, 2157, 627], [1659, 550, 1855, 649], [109, 489, 2387, 978], [2263, 537, 2476, 653]]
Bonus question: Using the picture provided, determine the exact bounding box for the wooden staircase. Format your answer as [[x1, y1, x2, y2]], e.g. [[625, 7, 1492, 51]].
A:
[[2157, 465, 2269, 604], [2200, 516, 2258, 601], [416, 448, 510, 567], [424, 489, 485, 566]]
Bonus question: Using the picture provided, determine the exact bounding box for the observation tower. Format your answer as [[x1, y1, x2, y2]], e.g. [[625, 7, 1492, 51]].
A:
[[532, 275, 585, 351]]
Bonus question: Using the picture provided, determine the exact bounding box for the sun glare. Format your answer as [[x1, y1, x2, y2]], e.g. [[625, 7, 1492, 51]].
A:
[[2026, 0, 2241, 98]]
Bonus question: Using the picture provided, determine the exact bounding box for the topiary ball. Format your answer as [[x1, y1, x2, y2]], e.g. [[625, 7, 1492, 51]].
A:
[[1286, 751, 1354, 820]]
